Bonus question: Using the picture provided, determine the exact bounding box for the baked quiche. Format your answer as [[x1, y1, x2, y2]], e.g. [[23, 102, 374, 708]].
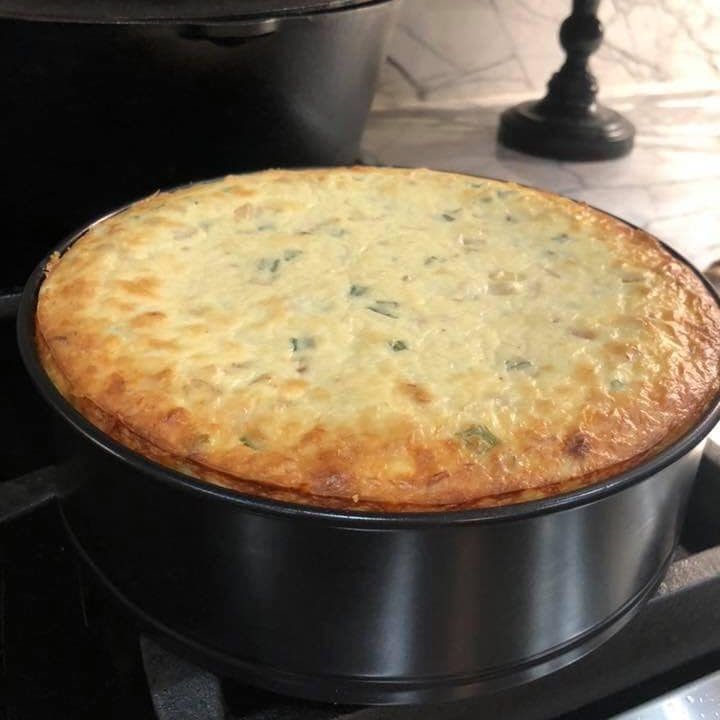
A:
[[36, 167, 720, 511]]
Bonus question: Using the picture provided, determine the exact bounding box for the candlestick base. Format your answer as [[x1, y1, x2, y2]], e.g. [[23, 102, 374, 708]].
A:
[[498, 99, 635, 161]]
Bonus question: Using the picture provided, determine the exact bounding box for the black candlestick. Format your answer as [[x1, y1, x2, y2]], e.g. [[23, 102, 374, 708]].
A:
[[498, 0, 634, 161]]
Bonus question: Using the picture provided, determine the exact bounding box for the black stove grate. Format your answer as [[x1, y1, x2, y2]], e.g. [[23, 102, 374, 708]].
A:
[[2, 288, 720, 720]]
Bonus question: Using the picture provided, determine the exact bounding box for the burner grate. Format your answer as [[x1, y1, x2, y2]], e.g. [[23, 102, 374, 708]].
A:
[[141, 637, 225, 720]]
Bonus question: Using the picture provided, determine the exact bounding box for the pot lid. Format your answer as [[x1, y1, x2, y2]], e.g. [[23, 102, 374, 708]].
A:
[[0, 0, 377, 23]]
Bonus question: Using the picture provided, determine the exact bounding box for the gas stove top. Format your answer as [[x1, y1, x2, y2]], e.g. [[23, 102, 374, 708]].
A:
[[2, 286, 720, 720]]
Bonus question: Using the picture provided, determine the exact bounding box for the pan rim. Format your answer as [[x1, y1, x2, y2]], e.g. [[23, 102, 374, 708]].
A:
[[17, 167, 720, 527]]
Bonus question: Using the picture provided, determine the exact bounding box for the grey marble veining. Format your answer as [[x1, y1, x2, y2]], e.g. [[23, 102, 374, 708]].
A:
[[363, 90, 720, 270], [375, 0, 720, 110]]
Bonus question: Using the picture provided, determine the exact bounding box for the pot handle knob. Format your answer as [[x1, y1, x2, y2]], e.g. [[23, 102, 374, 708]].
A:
[[179, 18, 282, 46]]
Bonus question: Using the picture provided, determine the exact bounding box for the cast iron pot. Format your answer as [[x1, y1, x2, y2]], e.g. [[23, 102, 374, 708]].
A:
[[16, 191, 720, 705], [0, 0, 399, 289]]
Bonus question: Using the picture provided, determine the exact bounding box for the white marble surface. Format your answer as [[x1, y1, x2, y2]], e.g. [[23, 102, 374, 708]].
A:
[[363, 90, 720, 272], [376, 0, 720, 109]]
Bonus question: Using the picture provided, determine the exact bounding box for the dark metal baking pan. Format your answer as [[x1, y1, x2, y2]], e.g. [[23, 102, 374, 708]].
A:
[[16, 174, 720, 704]]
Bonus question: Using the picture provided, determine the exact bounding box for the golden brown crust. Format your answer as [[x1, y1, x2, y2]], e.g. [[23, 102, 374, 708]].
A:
[[35, 167, 720, 511]]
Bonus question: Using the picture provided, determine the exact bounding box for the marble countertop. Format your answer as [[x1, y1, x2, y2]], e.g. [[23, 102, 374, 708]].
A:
[[362, 89, 720, 272], [374, 0, 720, 111]]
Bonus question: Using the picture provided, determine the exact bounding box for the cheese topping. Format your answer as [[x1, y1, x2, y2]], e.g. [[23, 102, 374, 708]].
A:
[[36, 167, 720, 510]]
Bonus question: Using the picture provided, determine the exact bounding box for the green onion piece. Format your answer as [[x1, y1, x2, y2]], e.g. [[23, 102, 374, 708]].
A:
[[505, 358, 532, 371], [441, 213, 456, 222], [367, 300, 399, 319], [290, 337, 315, 352], [240, 436, 258, 450], [621, 274, 644, 283], [349, 284, 369, 297], [284, 249, 302, 261], [388, 340, 408, 352], [457, 425, 499, 452], [257, 257, 281, 272]]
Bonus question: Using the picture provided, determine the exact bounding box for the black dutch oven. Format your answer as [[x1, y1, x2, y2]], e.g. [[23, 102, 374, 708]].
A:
[[0, 0, 399, 288], [16, 184, 720, 705]]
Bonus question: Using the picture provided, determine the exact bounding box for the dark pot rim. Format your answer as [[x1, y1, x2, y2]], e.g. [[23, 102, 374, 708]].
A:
[[17, 168, 720, 528], [0, 0, 396, 26]]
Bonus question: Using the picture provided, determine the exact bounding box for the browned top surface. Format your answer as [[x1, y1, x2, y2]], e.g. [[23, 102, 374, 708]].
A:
[[36, 167, 720, 511]]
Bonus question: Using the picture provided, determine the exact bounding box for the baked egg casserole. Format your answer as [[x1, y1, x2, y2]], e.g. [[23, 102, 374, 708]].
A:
[[35, 167, 720, 511]]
